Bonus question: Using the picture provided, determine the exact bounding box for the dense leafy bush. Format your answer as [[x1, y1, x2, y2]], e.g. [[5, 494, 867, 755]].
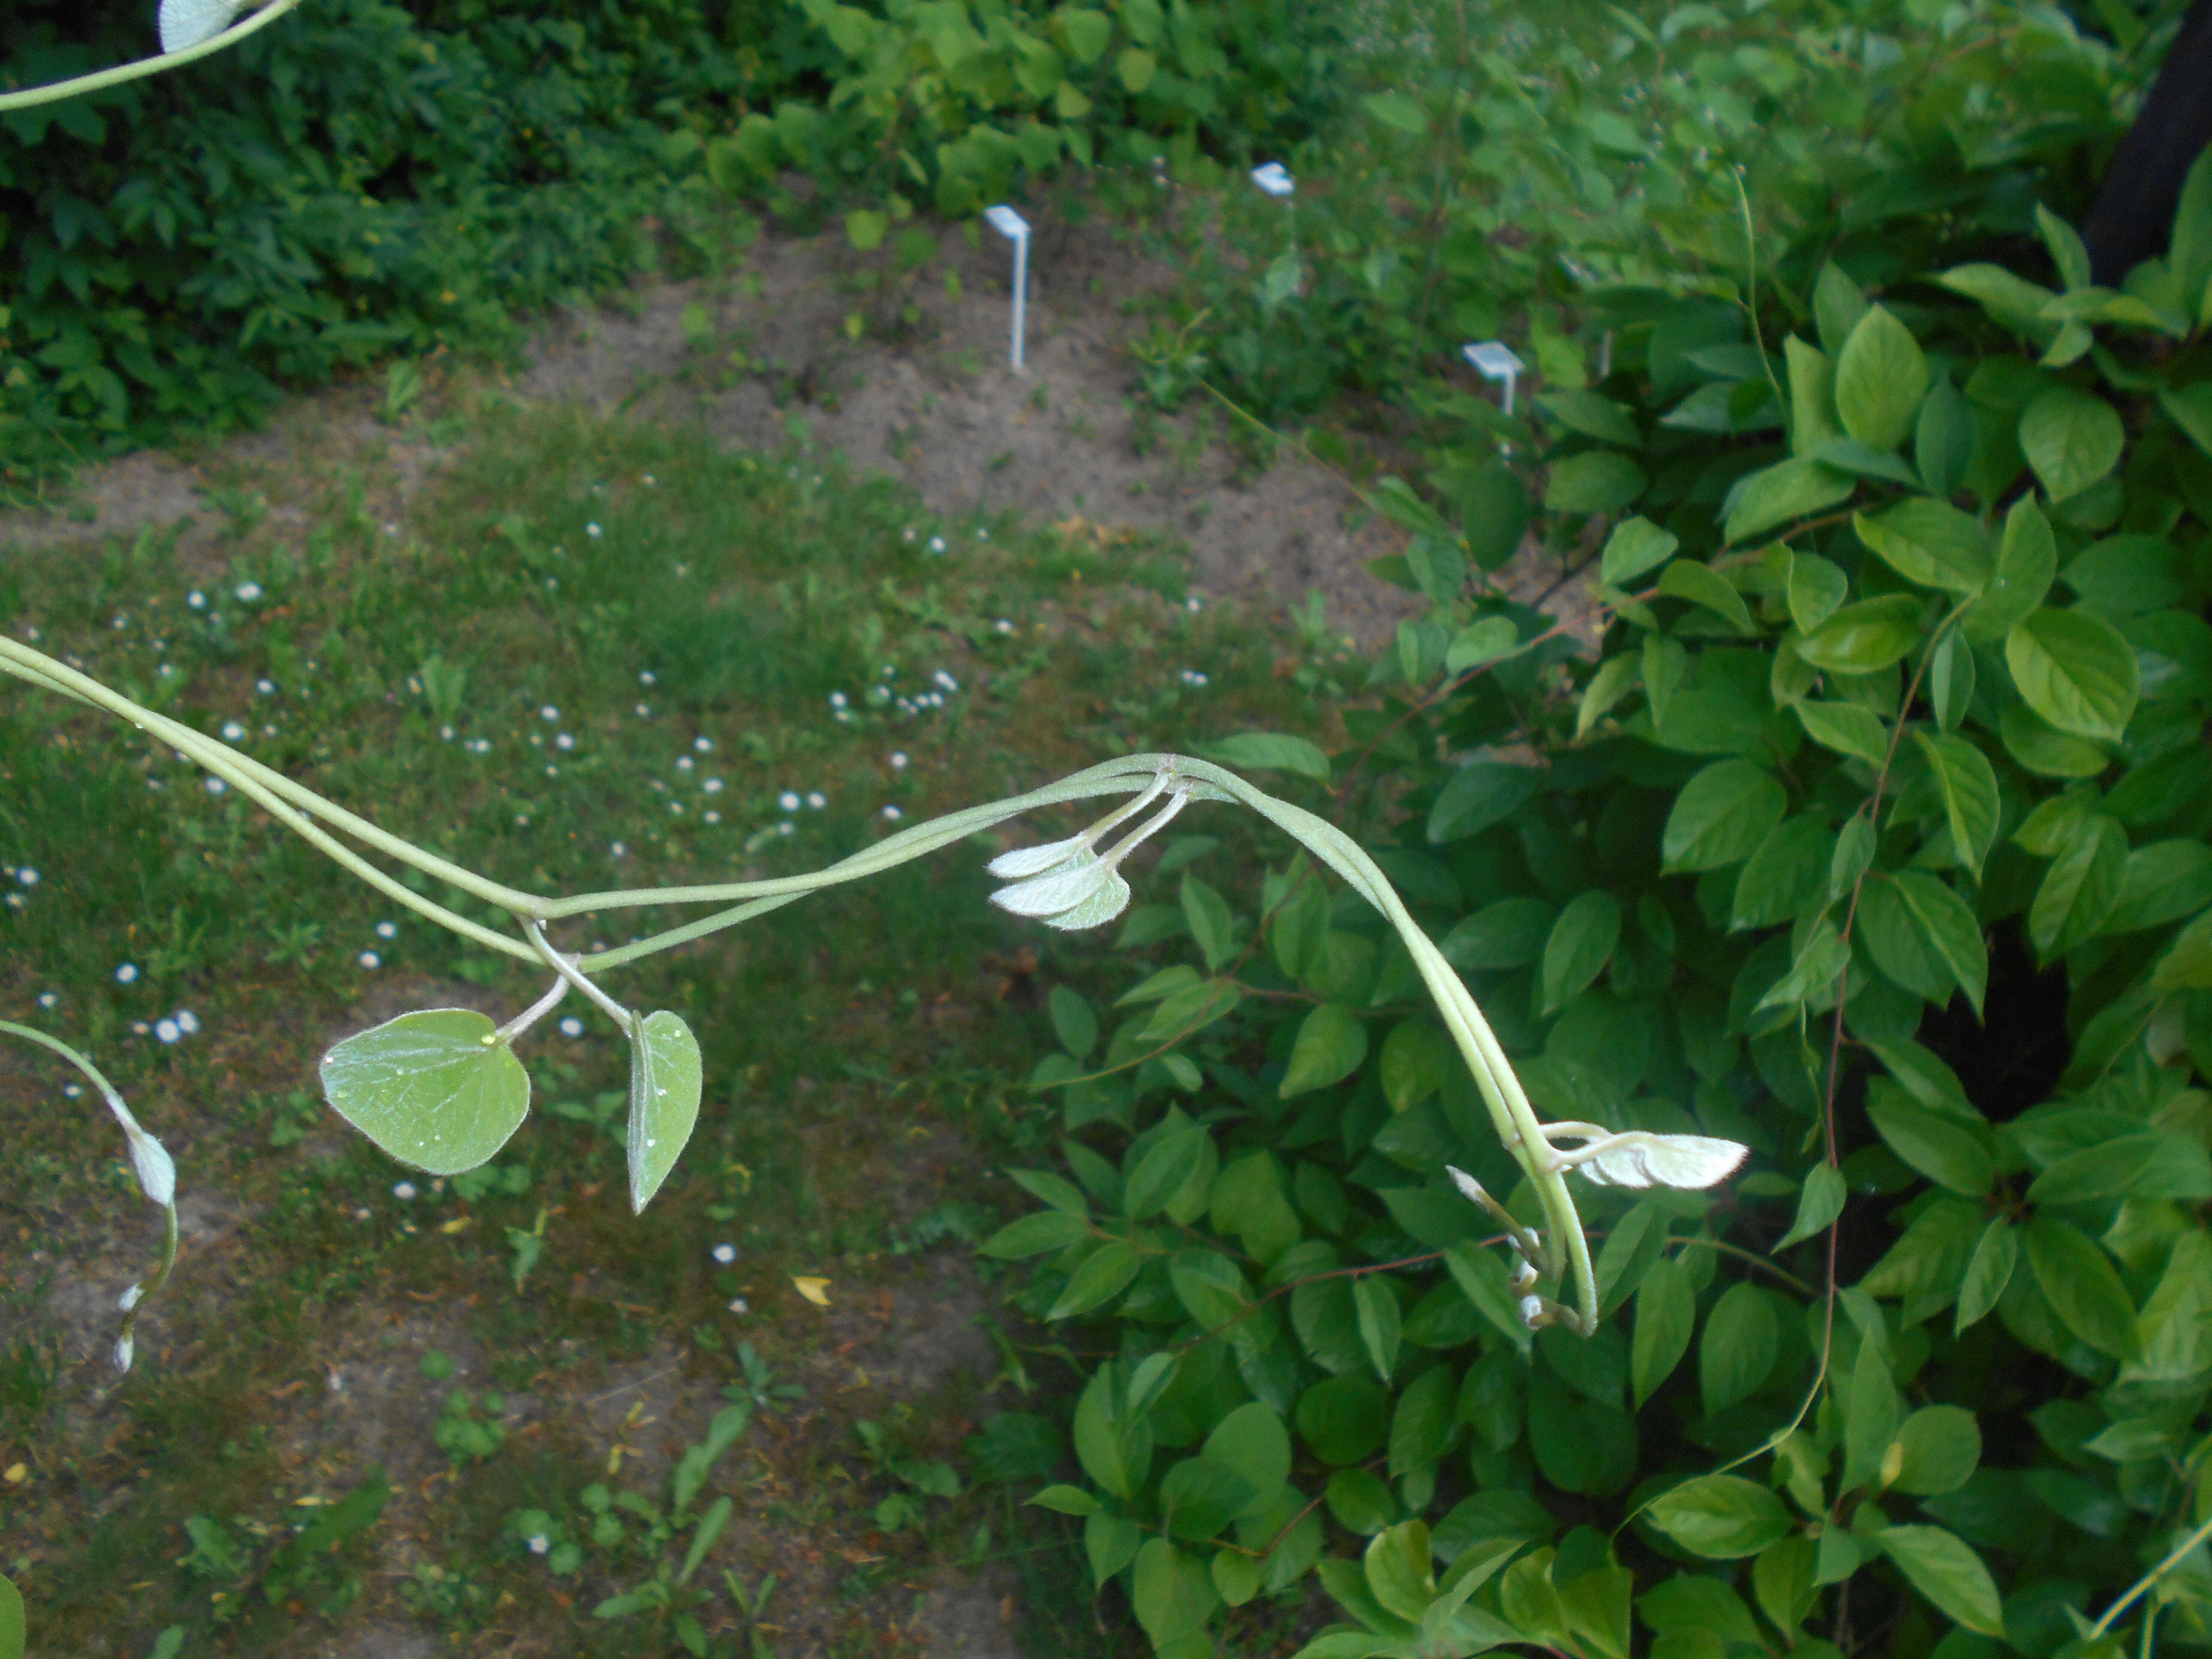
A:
[[984, 9, 2212, 1658], [0, 0, 1346, 489]]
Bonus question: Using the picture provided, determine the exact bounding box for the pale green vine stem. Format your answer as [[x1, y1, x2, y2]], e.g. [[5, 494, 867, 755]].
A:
[[2091, 1511, 2212, 1641], [4, 623, 1599, 1323], [0, 1021, 180, 1370], [525, 923, 631, 1027], [0, 0, 309, 112]]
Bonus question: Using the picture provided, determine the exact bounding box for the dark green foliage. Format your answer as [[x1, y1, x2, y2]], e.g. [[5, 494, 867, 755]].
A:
[[986, 10, 2212, 1655]]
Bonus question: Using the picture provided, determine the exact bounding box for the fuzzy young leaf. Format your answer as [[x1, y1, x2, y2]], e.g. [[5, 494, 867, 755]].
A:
[[320, 1010, 530, 1176]]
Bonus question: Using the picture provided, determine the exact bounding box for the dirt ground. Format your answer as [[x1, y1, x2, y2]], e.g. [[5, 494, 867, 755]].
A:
[[0, 205, 1430, 651]]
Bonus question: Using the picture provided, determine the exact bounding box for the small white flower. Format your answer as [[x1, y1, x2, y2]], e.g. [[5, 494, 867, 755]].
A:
[[677, 756, 695, 773], [559, 1017, 584, 1037], [132, 1022, 150, 1035], [889, 751, 908, 769], [257, 679, 276, 695], [63, 1083, 82, 1098], [204, 777, 227, 795], [703, 778, 723, 794], [642, 474, 656, 486], [359, 951, 381, 969], [155, 1019, 181, 1045], [902, 527, 916, 542], [927, 536, 947, 553], [704, 811, 721, 824], [1187, 596, 1204, 613], [777, 821, 795, 836], [639, 670, 657, 686], [668, 801, 683, 815], [115, 963, 140, 984], [175, 1010, 199, 1034], [712, 1243, 737, 1264], [806, 792, 826, 809], [586, 523, 603, 539], [394, 1182, 418, 1200], [778, 791, 801, 812], [728, 1297, 750, 1315], [441, 726, 456, 741], [829, 692, 848, 710], [528, 1534, 551, 1556], [540, 705, 559, 722], [234, 582, 262, 602], [36, 992, 57, 1009], [882, 805, 903, 821], [611, 842, 627, 858], [375, 921, 397, 939], [933, 671, 959, 694], [977, 528, 989, 541], [513, 815, 529, 828], [15, 869, 36, 887], [694, 736, 713, 753], [221, 722, 245, 741], [187, 591, 206, 609], [556, 733, 574, 750], [4, 893, 22, 911], [635, 703, 652, 717], [995, 618, 1014, 634]]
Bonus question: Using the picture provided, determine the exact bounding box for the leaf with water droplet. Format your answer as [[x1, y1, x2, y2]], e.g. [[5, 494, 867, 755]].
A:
[[629, 1010, 702, 1213], [319, 1009, 529, 1175]]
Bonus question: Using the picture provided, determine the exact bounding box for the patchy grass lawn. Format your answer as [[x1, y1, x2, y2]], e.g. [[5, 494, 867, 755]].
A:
[[0, 392, 1353, 1656]]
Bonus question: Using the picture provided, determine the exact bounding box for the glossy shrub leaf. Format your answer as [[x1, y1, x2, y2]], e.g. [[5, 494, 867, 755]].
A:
[[1798, 595, 1925, 674], [2019, 386, 2124, 501], [1352, 1276, 1401, 1381], [981, 1209, 1092, 1258], [1699, 1283, 1779, 1415], [1647, 1476, 1791, 1559], [1051, 1241, 1142, 1320], [1868, 1091, 1991, 1195], [1796, 700, 1889, 766], [1965, 497, 2058, 644], [1428, 762, 1543, 843], [1280, 1006, 1369, 1098], [1876, 1526, 2004, 1636], [2027, 814, 2126, 959], [1180, 873, 1235, 972], [1127, 1126, 1210, 1218], [1834, 304, 1928, 450], [1599, 516, 1678, 586], [1131, 1539, 1219, 1647], [1662, 760, 1787, 872], [1161, 1457, 1256, 1542], [1928, 631, 1975, 731], [1086, 1510, 1139, 1585], [1297, 1375, 1390, 1466], [2005, 607, 2139, 742], [2025, 1218, 2139, 1360], [1734, 815, 1836, 931], [1724, 457, 1855, 544], [1853, 500, 1989, 594], [1540, 891, 1622, 1014], [1858, 872, 1987, 1016], [1631, 1256, 1693, 1407], [1658, 560, 1754, 633], [1916, 379, 1976, 497], [1049, 985, 1099, 1060], [1195, 732, 1331, 780], [1893, 1406, 1981, 1495], [320, 1009, 531, 1176], [1788, 552, 1850, 634], [1778, 1163, 1847, 1249], [1204, 1404, 1290, 1516], [1544, 450, 1647, 514], [628, 1010, 702, 1214], [1913, 732, 2000, 879], [1954, 1220, 2016, 1333]]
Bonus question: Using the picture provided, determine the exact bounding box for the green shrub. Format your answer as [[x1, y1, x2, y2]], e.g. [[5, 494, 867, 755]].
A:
[[989, 15, 2212, 1658]]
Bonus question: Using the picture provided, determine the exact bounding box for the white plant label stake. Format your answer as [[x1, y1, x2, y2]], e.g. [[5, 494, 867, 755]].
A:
[[1463, 340, 1525, 416], [983, 205, 1030, 372]]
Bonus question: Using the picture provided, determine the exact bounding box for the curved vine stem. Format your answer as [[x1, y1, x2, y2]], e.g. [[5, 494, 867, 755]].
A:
[[0, 0, 310, 112]]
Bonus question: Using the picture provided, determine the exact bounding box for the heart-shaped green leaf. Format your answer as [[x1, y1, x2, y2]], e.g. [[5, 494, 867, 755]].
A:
[[320, 1009, 529, 1175], [629, 1009, 703, 1213]]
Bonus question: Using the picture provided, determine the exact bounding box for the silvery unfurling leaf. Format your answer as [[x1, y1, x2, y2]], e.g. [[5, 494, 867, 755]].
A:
[[159, 0, 250, 53], [127, 1127, 176, 1206], [986, 834, 1091, 881], [119, 1283, 145, 1312], [1566, 1131, 1748, 1190], [991, 848, 1114, 918], [1041, 869, 1131, 931], [1446, 1165, 1489, 1207], [114, 1334, 136, 1373]]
